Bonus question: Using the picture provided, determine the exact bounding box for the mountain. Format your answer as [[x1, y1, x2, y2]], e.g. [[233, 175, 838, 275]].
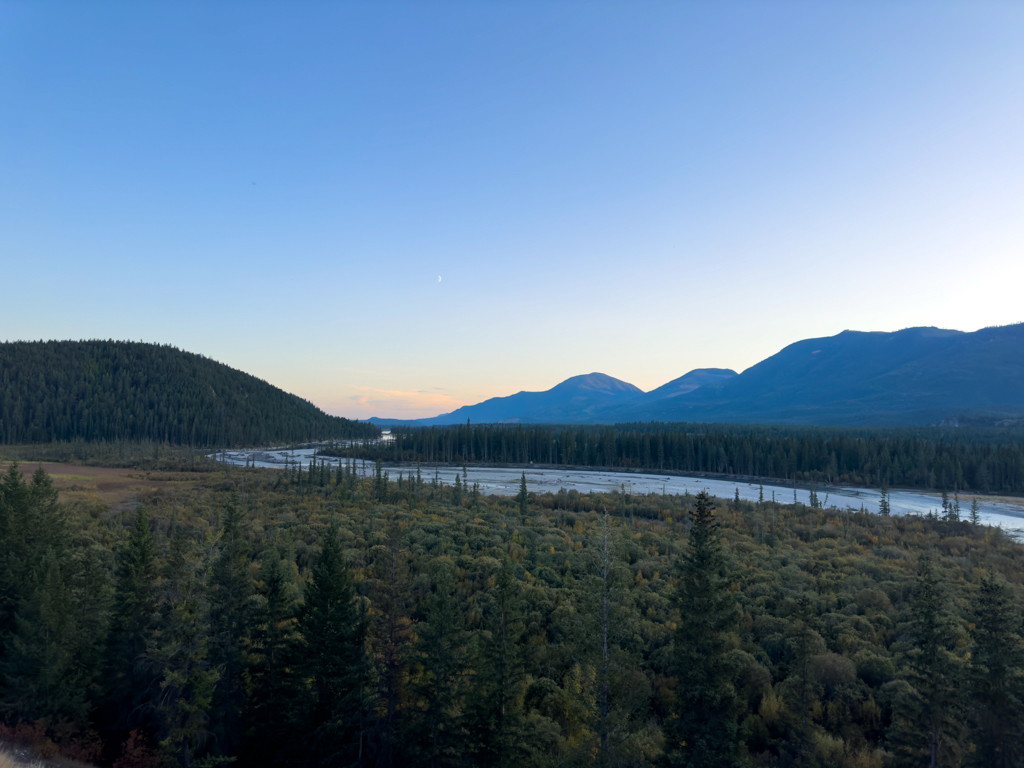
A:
[[645, 324, 1024, 425], [0, 340, 378, 446], [373, 324, 1024, 427], [371, 372, 644, 426], [637, 368, 738, 400]]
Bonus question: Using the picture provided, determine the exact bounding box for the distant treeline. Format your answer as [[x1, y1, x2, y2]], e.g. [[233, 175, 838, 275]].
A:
[[327, 422, 1024, 493], [0, 340, 378, 446]]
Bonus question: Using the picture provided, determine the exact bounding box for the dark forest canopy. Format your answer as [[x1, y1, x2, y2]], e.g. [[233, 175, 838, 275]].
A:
[[326, 422, 1024, 494], [3, 461, 1024, 767], [0, 340, 378, 447]]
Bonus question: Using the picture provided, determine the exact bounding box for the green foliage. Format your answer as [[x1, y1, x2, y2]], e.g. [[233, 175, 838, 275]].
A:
[[4, 462, 1024, 767], [967, 571, 1024, 768], [329, 421, 1024, 493], [663, 491, 741, 768], [0, 340, 377, 446], [105, 507, 160, 736], [297, 518, 367, 765], [887, 558, 965, 767]]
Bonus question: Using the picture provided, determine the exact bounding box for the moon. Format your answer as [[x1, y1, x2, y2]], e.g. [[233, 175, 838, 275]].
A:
[[438, 276, 442, 282]]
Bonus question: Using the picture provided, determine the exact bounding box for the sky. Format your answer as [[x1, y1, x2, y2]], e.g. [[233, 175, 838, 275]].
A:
[[1, 2, 1022, 420]]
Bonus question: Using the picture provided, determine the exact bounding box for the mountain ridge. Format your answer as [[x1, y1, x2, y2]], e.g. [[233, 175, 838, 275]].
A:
[[371, 325, 1024, 427]]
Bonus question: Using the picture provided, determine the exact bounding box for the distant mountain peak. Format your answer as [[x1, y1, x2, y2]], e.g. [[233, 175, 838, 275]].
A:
[[369, 324, 1024, 427], [553, 372, 643, 395]]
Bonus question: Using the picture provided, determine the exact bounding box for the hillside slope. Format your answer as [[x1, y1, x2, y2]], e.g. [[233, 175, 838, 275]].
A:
[[648, 324, 1024, 425], [372, 324, 1024, 427], [372, 372, 644, 426], [0, 340, 377, 446]]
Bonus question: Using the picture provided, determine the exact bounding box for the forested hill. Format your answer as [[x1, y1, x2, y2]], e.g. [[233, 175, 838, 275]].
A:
[[0, 340, 377, 446]]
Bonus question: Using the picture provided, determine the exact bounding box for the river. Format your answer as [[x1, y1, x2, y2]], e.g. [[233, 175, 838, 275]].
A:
[[212, 445, 1024, 538]]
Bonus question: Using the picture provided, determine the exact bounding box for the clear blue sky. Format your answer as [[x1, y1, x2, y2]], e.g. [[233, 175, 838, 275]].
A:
[[2, 2, 1022, 419]]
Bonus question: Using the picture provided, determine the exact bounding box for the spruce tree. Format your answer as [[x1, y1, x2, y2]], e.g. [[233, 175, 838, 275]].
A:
[[105, 508, 160, 737], [518, 473, 528, 517], [245, 546, 300, 763], [154, 533, 220, 768], [413, 562, 469, 766], [207, 493, 254, 758], [298, 518, 367, 765], [888, 558, 965, 768], [967, 571, 1024, 767], [471, 559, 527, 768], [453, 473, 463, 507], [663, 491, 740, 768], [969, 498, 981, 526]]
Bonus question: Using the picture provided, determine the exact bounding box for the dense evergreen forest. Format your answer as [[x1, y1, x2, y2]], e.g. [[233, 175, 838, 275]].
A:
[[328, 423, 1024, 494], [0, 340, 377, 446], [3, 459, 1024, 767]]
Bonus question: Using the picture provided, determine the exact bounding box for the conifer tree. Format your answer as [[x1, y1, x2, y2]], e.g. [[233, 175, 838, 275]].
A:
[[155, 533, 220, 768], [888, 558, 965, 768], [298, 518, 367, 765], [967, 571, 1024, 767], [207, 493, 253, 758], [663, 491, 740, 768], [453, 473, 463, 507], [969, 498, 981, 526], [413, 562, 469, 766], [245, 546, 300, 763], [369, 518, 414, 767], [518, 473, 528, 517], [472, 559, 527, 768], [105, 508, 160, 736], [879, 485, 891, 516], [3, 551, 100, 722]]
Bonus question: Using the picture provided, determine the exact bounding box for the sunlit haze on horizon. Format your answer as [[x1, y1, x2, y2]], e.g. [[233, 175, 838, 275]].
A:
[[2, 3, 1022, 419]]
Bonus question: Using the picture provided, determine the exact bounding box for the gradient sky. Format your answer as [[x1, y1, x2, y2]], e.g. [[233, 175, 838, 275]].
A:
[[2, 2, 1022, 419]]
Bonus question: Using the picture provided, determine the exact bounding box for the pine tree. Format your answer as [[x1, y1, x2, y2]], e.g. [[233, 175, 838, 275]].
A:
[[969, 498, 981, 526], [453, 473, 463, 507], [967, 571, 1024, 767], [413, 562, 469, 766], [663, 491, 741, 768], [298, 518, 367, 765], [207, 492, 253, 758], [244, 546, 300, 763], [471, 559, 527, 768], [154, 534, 220, 768], [105, 508, 160, 736], [0, 465, 69, 641], [369, 518, 414, 767], [879, 485, 891, 516], [518, 473, 528, 517], [3, 551, 98, 722], [1, 466, 109, 726], [888, 558, 965, 768]]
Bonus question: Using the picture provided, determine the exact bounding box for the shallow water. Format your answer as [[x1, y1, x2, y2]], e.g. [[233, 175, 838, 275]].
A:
[[213, 446, 1024, 538]]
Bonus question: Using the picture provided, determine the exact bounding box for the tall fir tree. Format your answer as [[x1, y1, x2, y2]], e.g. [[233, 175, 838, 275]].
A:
[[244, 546, 300, 764], [663, 491, 741, 768], [471, 558, 529, 768], [298, 518, 367, 766], [207, 492, 254, 759], [104, 507, 160, 739], [888, 558, 965, 768], [412, 561, 469, 767], [154, 530, 220, 768], [967, 571, 1024, 768]]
